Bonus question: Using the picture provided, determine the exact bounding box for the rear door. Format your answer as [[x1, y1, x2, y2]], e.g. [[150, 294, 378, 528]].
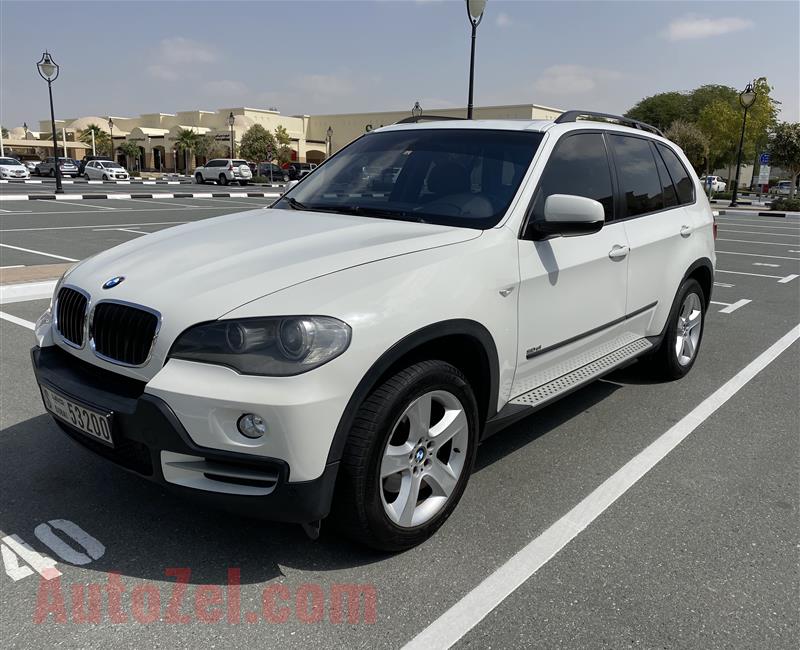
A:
[[609, 134, 696, 337], [512, 131, 630, 396]]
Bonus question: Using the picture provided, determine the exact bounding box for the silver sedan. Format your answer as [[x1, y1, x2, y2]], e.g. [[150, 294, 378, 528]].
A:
[[83, 160, 130, 180]]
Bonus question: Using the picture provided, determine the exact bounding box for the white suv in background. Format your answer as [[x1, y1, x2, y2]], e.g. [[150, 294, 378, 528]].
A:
[[194, 158, 253, 186], [32, 112, 715, 551]]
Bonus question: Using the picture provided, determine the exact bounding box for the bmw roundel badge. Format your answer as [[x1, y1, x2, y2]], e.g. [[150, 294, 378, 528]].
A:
[[102, 276, 125, 290]]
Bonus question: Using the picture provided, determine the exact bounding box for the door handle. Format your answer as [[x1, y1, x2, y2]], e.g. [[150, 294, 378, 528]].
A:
[[608, 244, 629, 260], [680, 225, 692, 238]]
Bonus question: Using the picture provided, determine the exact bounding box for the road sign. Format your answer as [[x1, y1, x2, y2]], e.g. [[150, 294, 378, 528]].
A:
[[757, 165, 771, 185], [759, 153, 770, 165]]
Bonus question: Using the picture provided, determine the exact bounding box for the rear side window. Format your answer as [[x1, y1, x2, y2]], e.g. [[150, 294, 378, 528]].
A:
[[532, 132, 614, 221], [652, 143, 678, 208], [609, 134, 663, 217], [656, 144, 695, 205]]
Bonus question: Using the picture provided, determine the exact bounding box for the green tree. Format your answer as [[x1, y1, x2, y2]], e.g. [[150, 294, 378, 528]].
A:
[[624, 92, 690, 131], [769, 122, 800, 198], [274, 125, 292, 165], [174, 128, 199, 173], [194, 134, 227, 164], [78, 123, 111, 156], [697, 99, 741, 178], [239, 124, 277, 162], [664, 120, 709, 173], [118, 141, 141, 171], [1, 126, 8, 138]]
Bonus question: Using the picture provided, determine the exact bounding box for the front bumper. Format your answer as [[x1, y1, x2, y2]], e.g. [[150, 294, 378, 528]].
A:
[[31, 345, 339, 523]]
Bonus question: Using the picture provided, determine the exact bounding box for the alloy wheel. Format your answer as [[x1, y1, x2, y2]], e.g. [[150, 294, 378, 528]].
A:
[[674, 292, 702, 366], [379, 390, 469, 528]]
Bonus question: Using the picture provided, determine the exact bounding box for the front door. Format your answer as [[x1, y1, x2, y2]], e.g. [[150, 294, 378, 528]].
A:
[[512, 131, 630, 397]]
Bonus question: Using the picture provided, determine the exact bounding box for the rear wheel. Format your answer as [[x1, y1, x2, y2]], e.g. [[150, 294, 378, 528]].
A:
[[645, 278, 705, 380], [49, 169, 55, 177], [84, 173, 91, 180], [239, 180, 249, 186], [218, 174, 228, 186], [333, 360, 479, 551]]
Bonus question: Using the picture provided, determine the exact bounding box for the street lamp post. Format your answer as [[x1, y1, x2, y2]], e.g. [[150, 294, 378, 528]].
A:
[[729, 81, 757, 208], [23, 122, 28, 138], [36, 51, 63, 194], [228, 112, 235, 158], [107, 118, 114, 164], [326, 125, 333, 159], [411, 102, 423, 120], [465, 0, 487, 119]]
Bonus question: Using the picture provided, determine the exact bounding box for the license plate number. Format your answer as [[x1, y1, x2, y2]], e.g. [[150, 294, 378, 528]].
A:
[[40, 385, 114, 447]]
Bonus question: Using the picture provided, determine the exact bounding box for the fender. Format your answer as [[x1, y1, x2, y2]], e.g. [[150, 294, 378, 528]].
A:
[[325, 319, 500, 465], [680, 257, 714, 305]]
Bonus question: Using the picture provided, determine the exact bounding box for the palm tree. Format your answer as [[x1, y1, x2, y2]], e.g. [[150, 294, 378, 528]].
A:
[[174, 128, 199, 174], [77, 124, 111, 156], [118, 141, 141, 172]]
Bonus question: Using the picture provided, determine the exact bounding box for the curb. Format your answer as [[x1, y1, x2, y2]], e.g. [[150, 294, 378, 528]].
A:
[[0, 191, 281, 202]]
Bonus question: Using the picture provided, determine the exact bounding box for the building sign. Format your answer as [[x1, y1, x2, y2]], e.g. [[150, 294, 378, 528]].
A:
[[214, 134, 231, 141]]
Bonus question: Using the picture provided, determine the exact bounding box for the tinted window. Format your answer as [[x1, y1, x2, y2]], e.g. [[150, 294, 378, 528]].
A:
[[609, 134, 663, 217], [657, 144, 695, 205], [279, 129, 544, 230], [652, 142, 678, 208], [532, 132, 614, 221]]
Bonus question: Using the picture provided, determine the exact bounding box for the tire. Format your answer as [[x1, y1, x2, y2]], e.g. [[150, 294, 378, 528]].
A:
[[84, 174, 91, 180], [645, 278, 706, 380], [49, 169, 55, 177], [333, 360, 479, 551], [218, 174, 228, 186], [195, 173, 204, 184], [239, 180, 249, 186], [102, 174, 108, 181]]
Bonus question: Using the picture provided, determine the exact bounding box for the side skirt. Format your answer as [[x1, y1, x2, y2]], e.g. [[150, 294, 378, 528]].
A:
[[482, 337, 656, 440]]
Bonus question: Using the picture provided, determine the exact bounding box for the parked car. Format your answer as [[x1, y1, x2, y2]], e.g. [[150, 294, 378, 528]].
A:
[[84, 160, 130, 180], [194, 159, 253, 185], [32, 113, 715, 551], [78, 155, 114, 175], [36, 157, 78, 178], [699, 175, 726, 192], [769, 180, 795, 196], [285, 161, 317, 180], [24, 160, 41, 173], [0, 157, 30, 179], [256, 162, 289, 182]]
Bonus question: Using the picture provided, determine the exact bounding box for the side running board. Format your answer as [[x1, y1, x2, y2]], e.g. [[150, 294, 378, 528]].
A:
[[509, 338, 653, 409]]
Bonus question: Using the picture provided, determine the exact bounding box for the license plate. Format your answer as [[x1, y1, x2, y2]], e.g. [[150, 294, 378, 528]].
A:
[[40, 385, 114, 447]]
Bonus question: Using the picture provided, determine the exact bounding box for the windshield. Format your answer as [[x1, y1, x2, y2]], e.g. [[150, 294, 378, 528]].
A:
[[275, 128, 544, 229], [103, 162, 123, 169], [0, 158, 21, 165]]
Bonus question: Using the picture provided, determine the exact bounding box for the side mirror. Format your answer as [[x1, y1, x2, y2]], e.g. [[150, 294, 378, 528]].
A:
[[526, 194, 605, 239]]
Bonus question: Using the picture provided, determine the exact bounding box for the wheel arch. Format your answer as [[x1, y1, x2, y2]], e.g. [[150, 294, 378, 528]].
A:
[[326, 319, 500, 465], [682, 257, 714, 308]]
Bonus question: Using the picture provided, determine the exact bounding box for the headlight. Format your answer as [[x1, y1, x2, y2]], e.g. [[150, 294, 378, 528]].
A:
[[169, 316, 351, 376]]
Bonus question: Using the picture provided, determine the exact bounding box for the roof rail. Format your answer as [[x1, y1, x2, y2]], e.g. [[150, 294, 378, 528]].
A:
[[394, 115, 467, 124], [554, 110, 664, 137]]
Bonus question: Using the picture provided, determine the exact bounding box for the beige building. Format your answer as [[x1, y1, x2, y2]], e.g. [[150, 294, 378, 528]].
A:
[[22, 103, 562, 172]]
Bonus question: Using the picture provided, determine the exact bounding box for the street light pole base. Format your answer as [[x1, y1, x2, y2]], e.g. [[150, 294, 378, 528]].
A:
[[728, 201, 738, 207]]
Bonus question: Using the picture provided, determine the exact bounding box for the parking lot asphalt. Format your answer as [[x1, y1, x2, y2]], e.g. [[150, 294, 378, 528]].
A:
[[0, 180, 283, 199], [0, 204, 798, 649]]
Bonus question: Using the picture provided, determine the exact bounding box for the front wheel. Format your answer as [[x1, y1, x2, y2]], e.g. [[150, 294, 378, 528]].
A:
[[102, 174, 108, 181], [333, 360, 479, 551], [195, 173, 204, 184], [645, 278, 706, 380]]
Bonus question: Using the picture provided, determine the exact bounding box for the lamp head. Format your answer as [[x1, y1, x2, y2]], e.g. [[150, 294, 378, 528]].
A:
[[412, 101, 423, 118], [37, 51, 59, 82], [228, 111, 235, 127], [740, 82, 757, 109], [466, 0, 487, 23]]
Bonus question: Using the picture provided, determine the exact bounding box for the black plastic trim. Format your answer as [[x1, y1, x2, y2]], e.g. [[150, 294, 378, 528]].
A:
[[555, 110, 664, 137], [326, 319, 500, 465], [526, 301, 658, 359]]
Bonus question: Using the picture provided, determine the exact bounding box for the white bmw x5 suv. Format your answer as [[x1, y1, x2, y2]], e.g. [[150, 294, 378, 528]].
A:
[[32, 112, 715, 551]]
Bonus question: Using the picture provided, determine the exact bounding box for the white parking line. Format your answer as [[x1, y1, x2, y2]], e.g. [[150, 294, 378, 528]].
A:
[[716, 269, 797, 282], [403, 324, 800, 650], [716, 250, 800, 262], [92, 227, 150, 235], [1, 220, 188, 233], [0, 265, 24, 269], [752, 262, 780, 268], [0, 243, 77, 262], [717, 229, 800, 238], [710, 299, 751, 314], [50, 199, 117, 210], [0, 280, 56, 304], [0, 311, 35, 330], [716, 221, 800, 230], [717, 238, 799, 248], [714, 281, 734, 288]]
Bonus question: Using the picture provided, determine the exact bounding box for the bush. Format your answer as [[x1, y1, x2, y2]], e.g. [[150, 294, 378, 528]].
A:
[[770, 197, 800, 212]]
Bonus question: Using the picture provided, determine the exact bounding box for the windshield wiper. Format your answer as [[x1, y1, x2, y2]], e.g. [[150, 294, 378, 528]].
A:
[[309, 205, 427, 223], [285, 197, 308, 210]]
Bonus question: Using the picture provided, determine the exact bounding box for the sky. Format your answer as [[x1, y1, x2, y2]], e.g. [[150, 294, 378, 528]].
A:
[[1, 0, 798, 130]]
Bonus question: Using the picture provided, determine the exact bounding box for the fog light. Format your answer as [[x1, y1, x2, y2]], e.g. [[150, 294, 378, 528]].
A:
[[237, 413, 266, 438]]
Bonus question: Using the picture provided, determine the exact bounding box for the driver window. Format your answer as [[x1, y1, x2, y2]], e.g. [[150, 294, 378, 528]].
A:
[[530, 132, 614, 222]]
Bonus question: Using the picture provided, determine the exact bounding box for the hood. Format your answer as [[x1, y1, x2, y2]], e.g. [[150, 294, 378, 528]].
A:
[[66, 206, 480, 327]]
